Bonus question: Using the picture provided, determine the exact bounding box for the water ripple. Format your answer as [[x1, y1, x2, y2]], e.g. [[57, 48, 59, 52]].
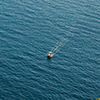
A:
[[0, 0, 100, 99]]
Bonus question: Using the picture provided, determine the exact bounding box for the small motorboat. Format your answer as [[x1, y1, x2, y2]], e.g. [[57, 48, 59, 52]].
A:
[[47, 52, 53, 59]]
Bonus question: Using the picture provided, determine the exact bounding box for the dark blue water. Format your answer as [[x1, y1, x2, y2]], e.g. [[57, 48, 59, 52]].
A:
[[0, 0, 100, 99]]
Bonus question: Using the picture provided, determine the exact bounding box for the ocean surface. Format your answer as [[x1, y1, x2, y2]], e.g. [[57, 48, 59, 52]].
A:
[[0, 0, 100, 99]]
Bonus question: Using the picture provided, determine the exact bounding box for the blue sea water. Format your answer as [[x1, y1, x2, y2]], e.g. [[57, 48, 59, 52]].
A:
[[0, 0, 100, 99]]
